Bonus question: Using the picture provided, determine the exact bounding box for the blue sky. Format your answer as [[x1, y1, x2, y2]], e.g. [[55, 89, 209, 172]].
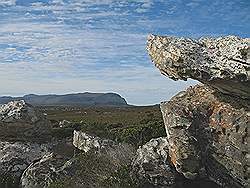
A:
[[0, 0, 249, 105]]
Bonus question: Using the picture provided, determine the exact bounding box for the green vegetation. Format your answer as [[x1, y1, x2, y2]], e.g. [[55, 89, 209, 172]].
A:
[[49, 150, 137, 188], [42, 105, 166, 146], [44, 105, 166, 188]]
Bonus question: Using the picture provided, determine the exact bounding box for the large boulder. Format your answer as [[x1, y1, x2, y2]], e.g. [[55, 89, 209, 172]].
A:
[[0, 100, 52, 142], [147, 35, 250, 99], [21, 153, 76, 188], [132, 137, 221, 188], [0, 141, 52, 187], [147, 35, 249, 188], [132, 137, 181, 187], [160, 85, 249, 187]]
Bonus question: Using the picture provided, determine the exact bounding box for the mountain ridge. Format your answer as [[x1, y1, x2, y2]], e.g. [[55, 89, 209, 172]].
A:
[[0, 92, 128, 107]]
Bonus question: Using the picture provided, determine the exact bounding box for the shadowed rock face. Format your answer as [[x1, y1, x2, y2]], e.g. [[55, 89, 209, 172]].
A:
[[132, 137, 180, 187], [160, 85, 249, 187], [132, 137, 222, 188], [0, 101, 54, 187], [147, 35, 249, 188], [147, 35, 250, 99], [0, 141, 52, 187]]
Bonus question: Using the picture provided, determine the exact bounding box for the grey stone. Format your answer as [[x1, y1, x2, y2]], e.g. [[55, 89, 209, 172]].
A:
[[0, 141, 52, 184], [132, 137, 182, 187], [21, 131, 136, 188], [21, 153, 74, 188], [73, 130, 115, 152], [147, 35, 250, 99], [160, 85, 249, 187]]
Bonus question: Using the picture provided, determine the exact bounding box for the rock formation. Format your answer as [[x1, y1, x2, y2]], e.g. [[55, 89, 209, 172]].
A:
[[1, 35, 249, 188], [147, 35, 250, 99], [132, 137, 221, 188], [147, 34, 249, 188], [161, 85, 249, 187], [21, 153, 76, 188], [132, 137, 180, 187], [21, 131, 136, 188], [0, 141, 52, 185], [0, 100, 53, 187], [0, 100, 52, 142]]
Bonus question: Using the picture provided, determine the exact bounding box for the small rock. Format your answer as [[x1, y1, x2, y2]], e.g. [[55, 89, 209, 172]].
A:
[[59, 120, 72, 128], [21, 153, 74, 188], [73, 130, 115, 152]]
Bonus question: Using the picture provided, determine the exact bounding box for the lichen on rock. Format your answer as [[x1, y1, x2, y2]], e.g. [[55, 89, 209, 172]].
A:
[[147, 34, 250, 188], [132, 137, 180, 187], [147, 34, 250, 99], [160, 85, 249, 187], [0, 141, 52, 187]]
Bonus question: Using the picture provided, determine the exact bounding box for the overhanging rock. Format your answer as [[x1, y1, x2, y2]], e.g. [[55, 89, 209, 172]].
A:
[[147, 34, 249, 188], [147, 34, 250, 99]]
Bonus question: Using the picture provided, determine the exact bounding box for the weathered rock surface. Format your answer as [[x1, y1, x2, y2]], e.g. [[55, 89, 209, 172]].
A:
[[160, 85, 249, 187], [21, 131, 136, 188], [0, 100, 52, 142], [147, 35, 250, 99], [0, 141, 52, 186], [132, 137, 181, 187], [132, 137, 222, 188], [73, 130, 115, 152], [21, 153, 76, 188], [147, 35, 249, 187]]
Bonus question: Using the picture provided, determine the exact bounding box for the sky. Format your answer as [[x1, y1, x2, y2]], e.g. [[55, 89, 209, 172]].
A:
[[0, 0, 249, 105]]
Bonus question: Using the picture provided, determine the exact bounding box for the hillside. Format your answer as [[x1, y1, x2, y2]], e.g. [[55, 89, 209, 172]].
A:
[[0, 93, 128, 107]]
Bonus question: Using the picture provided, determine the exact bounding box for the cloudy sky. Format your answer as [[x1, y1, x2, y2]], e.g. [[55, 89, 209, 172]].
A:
[[0, 0, 249, 105]]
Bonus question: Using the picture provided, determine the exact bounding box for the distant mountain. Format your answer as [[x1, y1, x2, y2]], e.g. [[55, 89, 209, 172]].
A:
[[0, 93, 128, 107]]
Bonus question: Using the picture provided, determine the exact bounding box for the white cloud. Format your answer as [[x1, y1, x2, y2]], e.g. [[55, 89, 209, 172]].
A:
[[0, 0, 247, 105], [0, 0, 16, 6]]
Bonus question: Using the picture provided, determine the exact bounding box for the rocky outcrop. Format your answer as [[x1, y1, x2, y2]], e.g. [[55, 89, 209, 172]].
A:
[[132, 137, 221, 188], [161, 85, 249, 187], [0, 100, 52, 142], [0, 100, 54, 187], [0, 141, 52, 187], [147, 35, 249, 188], [21, 131, 136, 188], [147, 35, 250, 99], [132, 137, 180, 187]]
